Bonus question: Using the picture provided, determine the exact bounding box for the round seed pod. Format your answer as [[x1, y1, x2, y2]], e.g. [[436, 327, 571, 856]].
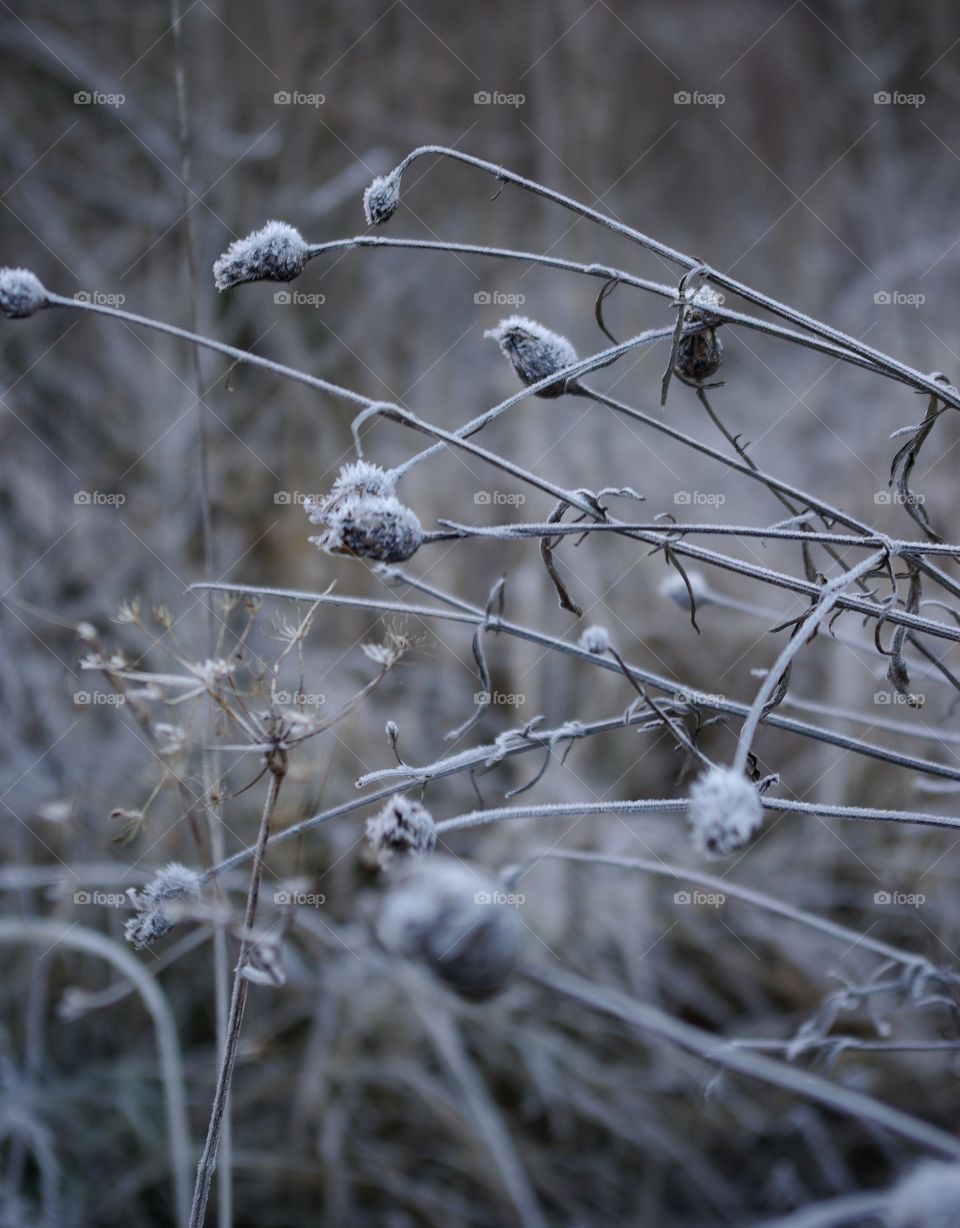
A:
[[0, 268, 48, 319], [365, 795, 437, 868], [484, 315, 578, 398], [363, 171, 401, 226], [311, 493, 423, 563], [578, 624, 611, 655], [888, 1162, 960, 1228], [687, 766, 763, 858], [674, 328, 723, 382], [213, 220, 309, 290], [377, 857, 520, 1000]]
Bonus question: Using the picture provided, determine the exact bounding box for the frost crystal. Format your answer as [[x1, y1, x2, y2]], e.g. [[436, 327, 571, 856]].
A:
[[365, 795, 436, 868], [687, 766, 763, 858], [213, 220, 309, 290], [578, 625, 611, 655], [484, 316, 578, 398], [0, 267, 47, 319], [124, 862, 202, 949], [888, 1161, 960, 1228], [363, 170, 401, 225], [377, 857, 520, 999]]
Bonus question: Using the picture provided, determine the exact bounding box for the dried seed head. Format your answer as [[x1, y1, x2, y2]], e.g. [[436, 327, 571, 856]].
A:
[[365, 795, 437, 868], [658, 568, 712, 610], [363, 170, 401, 225], [688, 766, 763, 858], [484, 315, 578, 398], [674, 284, 723, 383], [327, 460, 396, 503], [888, 1161, 960, 1228], [309, 493, 423, 563], [124, 862, 202, 949], [578, 624, 611, 655], [213, 220, 309, 290], [0, 267, 48, 319], [377, 857, 520, 999]]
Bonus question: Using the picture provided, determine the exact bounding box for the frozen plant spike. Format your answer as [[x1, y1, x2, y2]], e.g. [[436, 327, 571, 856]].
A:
[[888, 1161, 960, 1228], [124, 862, 202, 949], [484, 315, 578, 398], [377, 857, 520, 999], [213, 220, 309, 290], [365, 795, 437, 868], [0, 267, 48, 318], [363, 170, 401, 225], [687, 766, 763, 858]]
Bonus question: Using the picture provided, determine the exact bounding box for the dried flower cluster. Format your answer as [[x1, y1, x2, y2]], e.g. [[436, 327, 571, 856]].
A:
[[485, 315, 578, 397], [687, 766, 763, 858], [124, 862, 202, 949]]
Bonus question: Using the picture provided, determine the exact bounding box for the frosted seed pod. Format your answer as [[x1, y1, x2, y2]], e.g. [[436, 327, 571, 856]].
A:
[[687, 766, 763, 858], [124, 862, 202, 949], [484, 316, 578, 398], [0, 268, 47, 319], [365, 795, 437, 868], [363, 170, 401, 225], [674, 284, 723, 383], [377, 857, 520, 999], [578, 625, 611, 655], [658, 569, 712, 610], [213, 220, 309, 290], [310, 493, 423, 563]]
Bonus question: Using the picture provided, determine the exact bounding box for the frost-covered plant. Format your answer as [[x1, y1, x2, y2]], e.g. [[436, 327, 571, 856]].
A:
[[887, 1161, 960, 1228], [363, 170, 402, 225], [578, 624, 611, 655], [377, 857, 520, 999], [213, 220, 309, 290], [365, 795, 436, 867], [124, 862, 202, 949], [687, 766, 763, 858], [304, 463, 422, 562], [484, 315, 578, 397], [0, 267, 47, 318]]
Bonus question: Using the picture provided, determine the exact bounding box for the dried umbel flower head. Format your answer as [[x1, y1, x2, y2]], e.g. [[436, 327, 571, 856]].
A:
[[687, 766, 763, 858], [124, 862, 202, 949], [485, 316, 578, 398], [578, 624, 611, 655], [363, 170, 402, 225], [888, 1161, 960, 1228], [659, 568, 712, 610], [365, 795, 437, 868], [674, 284, 723, 383], [213, 220, 309, 290], [0, 267, 48, 318], [377, 857, 520, 999], [308, 493, 423, 563]]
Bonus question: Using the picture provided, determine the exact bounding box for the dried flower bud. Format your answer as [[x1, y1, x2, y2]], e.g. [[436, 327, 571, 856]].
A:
[[674, 284, 723, 383], [309, 493, 423, 563], [377, 857, 520, 999], [363, 170, 401, 225], [0, 267, 48, 319], [658, 569, 712, 610], [688, 766, 763, 858], [365, 795, 436, 868], [484, 316, 578, 398], [124, 862, 202, 949], [578, 625, 611, 655], [213, 220, 309, 291], [888, 1161, 960, 1228]]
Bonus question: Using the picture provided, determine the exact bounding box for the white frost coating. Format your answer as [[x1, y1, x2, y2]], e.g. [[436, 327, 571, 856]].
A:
[[363, 170, 401, 225], [124, 862, 202, 949], [687, 766, 763, 858], [308, 492, 423, 563], [577, 625, 611, 655], [888, 1161, 960, 1228], [0, 267, 47, 318], [365, 795, 437, 867], [213, 220, 309, 290], [484, 315, 578, 398]]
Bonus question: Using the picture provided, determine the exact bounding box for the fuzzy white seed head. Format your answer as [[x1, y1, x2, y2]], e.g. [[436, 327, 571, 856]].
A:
[[658, 568, 712, 610], [888, 1162, 960, 1228], [688, 767, 763, 858], [484, 315, 578, 398], [328, 460, 396, 503], [0, 268, 47, 319], [578, 625, 611, 655], [377, 857, 520, 999], [213, 220, 309, 291], [365, 795, 437, 868], [309, 492, 423, 563], [363, 170, 401, 225], [124, 862, 202, 949]]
